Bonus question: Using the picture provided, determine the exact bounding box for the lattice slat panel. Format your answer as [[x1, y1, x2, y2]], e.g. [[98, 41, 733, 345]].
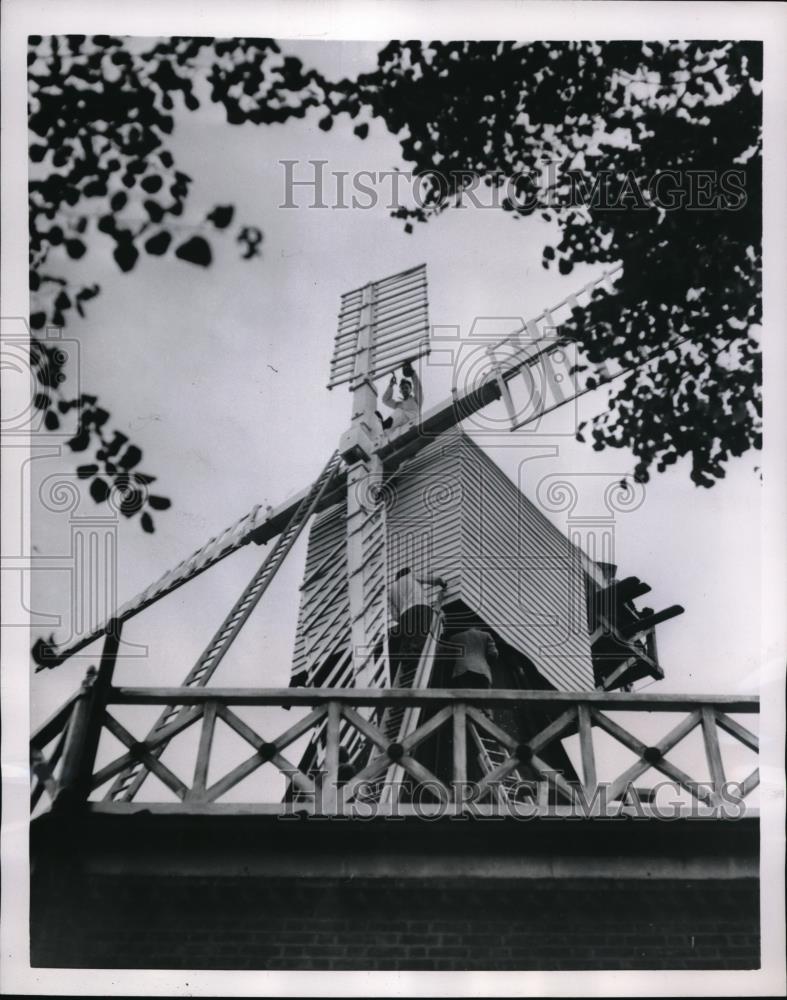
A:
[[327, 263, 429, 389]]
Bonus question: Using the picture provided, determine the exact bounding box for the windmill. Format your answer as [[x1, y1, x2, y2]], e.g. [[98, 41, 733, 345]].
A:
[[32, 260, 691, 812]]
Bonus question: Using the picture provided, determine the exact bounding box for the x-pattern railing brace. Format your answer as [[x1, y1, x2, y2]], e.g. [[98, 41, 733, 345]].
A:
[[31, 688, 760, 816]]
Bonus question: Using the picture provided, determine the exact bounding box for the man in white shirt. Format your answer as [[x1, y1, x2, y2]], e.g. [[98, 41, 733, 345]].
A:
[[388, 566, 447, 683], [377, 360, 423, 432]]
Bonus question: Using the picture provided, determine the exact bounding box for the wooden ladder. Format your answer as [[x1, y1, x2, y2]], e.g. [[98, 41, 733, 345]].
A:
[[374, 594, 446, 804], [469, 723, 527, 805], [106, 451, 343, 802]]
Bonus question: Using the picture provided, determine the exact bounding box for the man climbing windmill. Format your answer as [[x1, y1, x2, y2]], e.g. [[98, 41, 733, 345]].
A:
[[388, 565, 447, 684], [377, 358, 422, 432]]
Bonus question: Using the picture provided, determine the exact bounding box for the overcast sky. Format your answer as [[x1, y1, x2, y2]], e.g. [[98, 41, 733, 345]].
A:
[[27, 38, 763, 799]]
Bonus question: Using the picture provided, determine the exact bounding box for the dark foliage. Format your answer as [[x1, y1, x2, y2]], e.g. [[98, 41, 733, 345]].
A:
[[322, 40, 762, 485], [30, 37, 762, 493], [28, 35, 324, 527]]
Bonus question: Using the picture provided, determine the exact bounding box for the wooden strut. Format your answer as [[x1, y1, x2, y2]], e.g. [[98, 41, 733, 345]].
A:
[[104, 450, 342, 803], [52, 624, 122, 811], [376, 591, 446, 806], [345, 279, 389, 688], [46, 688, 760, 815]]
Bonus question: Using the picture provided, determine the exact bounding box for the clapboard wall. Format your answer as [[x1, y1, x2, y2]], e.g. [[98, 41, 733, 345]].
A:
[[387, 432, 594, 691], [291, 502, 351, 687], [293, 430, 595, 691]]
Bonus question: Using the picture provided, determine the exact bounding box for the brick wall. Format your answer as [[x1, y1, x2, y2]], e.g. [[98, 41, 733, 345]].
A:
[[31, 873, 759, 970]]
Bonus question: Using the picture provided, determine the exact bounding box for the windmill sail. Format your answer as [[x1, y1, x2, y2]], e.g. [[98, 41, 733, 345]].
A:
[[105, 451, 343, 801], [327, 263, 429, 390]]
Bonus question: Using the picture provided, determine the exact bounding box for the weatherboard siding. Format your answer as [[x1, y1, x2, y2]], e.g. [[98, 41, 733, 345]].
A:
[[293, 431, 595, 691], [387, 442, 465, 611], [292, 502, 350, 683], [456, 436, 594, 690]]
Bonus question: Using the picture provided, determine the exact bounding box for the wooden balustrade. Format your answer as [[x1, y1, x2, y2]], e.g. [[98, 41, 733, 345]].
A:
[[31, 683, 760, 818]]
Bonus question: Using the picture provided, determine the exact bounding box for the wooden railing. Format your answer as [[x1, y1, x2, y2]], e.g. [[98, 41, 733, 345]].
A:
[[31, 676, 760, 818]]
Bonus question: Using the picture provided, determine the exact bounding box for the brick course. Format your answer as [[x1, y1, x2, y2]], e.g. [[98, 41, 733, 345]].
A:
[[31, 873, 759, 970]]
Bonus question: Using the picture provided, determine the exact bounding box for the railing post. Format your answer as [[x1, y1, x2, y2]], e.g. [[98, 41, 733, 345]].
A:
[[53, 621, 121, 812], [53, 667, 97, 811], [577, 703, 597, 798], [322, 699, 341, 814], [537, 774, 550, 811], [189, 701, 217, 801], [700, 705, 726, 806], [452, 703, 467, 801]]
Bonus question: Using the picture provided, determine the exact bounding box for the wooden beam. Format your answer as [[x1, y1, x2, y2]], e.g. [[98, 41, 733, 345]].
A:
[[452, 704, 467, 790], [740, 768, 760, 798], [341, 705, 389, 754], [528, 707, 578, 755], [577, 703, 597, 795], [189, 701, 217, 799], [75, 625, 122, 800], [336, 752, 391, 807], [715, 711, 759, 752], [109, 686, 760, 713], [601, 656, 638, 691], [701, 705, 726, 803], [619, 604, 685, 639], [400, 705, 453, 755], [652, 757, 716, 806], [396, 755, 451, 801], [53, 667, 98, 810], [465, 705, 519, 752], [30, 690, 80, 750], [102, 712, 188, 800], [31, 741, 63, 810], [322, 700, 342, 812]]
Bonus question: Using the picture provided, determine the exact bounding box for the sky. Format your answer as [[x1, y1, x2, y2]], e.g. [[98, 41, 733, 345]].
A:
[[26, 37, 764, 800]]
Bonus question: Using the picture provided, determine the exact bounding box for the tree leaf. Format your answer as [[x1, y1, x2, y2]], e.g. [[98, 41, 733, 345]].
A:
[[141, 175, 163, 194], [67, 428, 91, 452], [90, 476, 110, 503], [65, 239, 86, 259], [174, 236, 212, 267], [113, 241, 139, 273], [118, 445, 142, 469], [206, 204, 234, 229], [144, 230, 172, 255]]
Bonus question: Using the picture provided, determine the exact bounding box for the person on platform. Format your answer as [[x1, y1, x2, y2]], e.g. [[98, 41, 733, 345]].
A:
[[388, 566, 447, 683], [377, 359, 422, 432], [444, 627, 500, 689]]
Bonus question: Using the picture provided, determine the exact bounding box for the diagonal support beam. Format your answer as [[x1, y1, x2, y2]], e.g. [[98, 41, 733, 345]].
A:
[[106, 452, 341, 803]]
